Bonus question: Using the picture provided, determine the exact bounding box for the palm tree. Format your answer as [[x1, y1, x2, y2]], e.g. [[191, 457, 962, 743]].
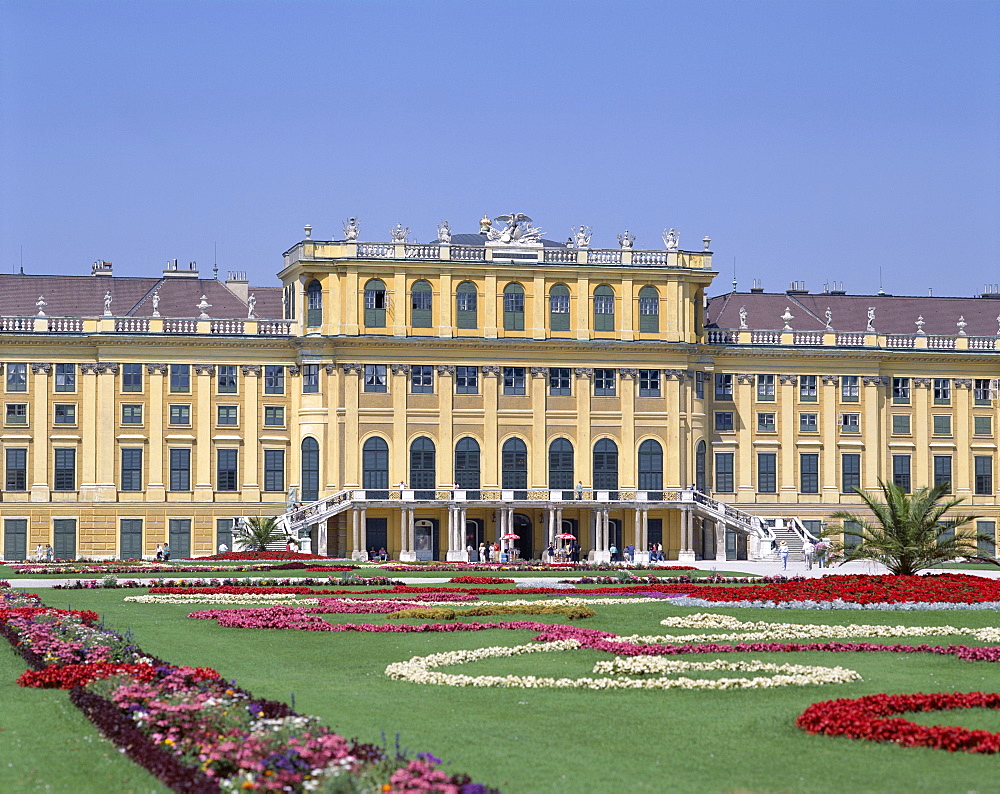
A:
[[822, 480, 997, 575], [233, 516, 285, 552]]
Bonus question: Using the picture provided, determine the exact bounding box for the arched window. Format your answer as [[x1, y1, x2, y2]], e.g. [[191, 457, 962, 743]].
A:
[[454, 437, 481, 489], [456, 281, 478, 330], [364, 279, 387, 328], [409, 436, 436, 495], [301, 437, 320, 502], [501, 437, 528, 489], [549, 284, 570, 332], [593, 438, 619, 491], [638, 286, 659, 333], [593, 285, 615, 332], [411, 280, 432, 328], [695, 440, 707, 493], [503, 283, 525, 331], [638, 439, 663, 491], [548, 438, 574, 489], [306, 280, 323, 327], [362, 437, 389, 489]]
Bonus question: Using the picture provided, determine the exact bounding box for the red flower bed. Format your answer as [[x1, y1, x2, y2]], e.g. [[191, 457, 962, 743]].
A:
[[448, 576, 517, 584], [797, 692, 1000, 753], [652, 566, 698, 571], [0, 606, 100, 625], [197, 550, 333, 561], [20, 661, 162, 689], [305, 566, 364, 572], [673, 574, 1000, 604]]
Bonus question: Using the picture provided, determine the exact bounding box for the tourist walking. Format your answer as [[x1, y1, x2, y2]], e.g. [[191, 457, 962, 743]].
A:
[[778, 540, 789, 570], [609, 544, 618, 562], [802, 538, 815, 571], [46, 544, 54, 561], [814, 540, 828, 568], [155, 544, 164, 561], [35, 543, 45, 562], [163, 542, 171, 561]]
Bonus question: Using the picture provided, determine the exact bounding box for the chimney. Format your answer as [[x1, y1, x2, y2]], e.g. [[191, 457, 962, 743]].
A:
[[91, 260, 113, 277], [225, 270, 249, 302], [162, 258, 199, 278], [750, 278, 764, 294]]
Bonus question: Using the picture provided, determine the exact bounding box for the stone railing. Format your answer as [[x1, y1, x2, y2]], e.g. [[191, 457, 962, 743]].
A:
[[404, 244, 439, 260], [0, 316, 295, 337], [706, 327, 999, 352]]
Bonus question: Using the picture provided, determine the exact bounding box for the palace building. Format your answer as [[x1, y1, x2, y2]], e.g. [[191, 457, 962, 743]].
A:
[[0, 213, 997, 562]]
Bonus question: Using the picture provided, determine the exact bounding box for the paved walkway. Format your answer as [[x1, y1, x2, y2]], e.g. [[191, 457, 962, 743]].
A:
[[7, 559, 1000, 589]]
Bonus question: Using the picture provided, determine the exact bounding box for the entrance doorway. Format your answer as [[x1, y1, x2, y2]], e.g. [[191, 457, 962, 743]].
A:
[[414, 518, 439, 561], [367, 517, 388, 558], [512, 513, 532, 560]]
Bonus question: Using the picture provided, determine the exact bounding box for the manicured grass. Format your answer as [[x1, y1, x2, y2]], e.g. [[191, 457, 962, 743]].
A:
[[7, 585, 1000, 792], [1, 640, 169, 793]]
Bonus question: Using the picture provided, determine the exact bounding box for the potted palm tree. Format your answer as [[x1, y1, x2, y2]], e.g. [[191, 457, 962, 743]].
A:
[[823, 480, 998, 575], [233, 516, 285, 552]]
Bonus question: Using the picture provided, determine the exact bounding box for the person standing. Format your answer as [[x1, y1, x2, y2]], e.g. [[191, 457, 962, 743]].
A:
[[575, 481, 583, 500], [802, 538, 815, 571], [814, 541, 828, 568], [46, 544, 54, 561], [778, 541, 789, 570], [163, 542, 171, 562], [609, 544, 618, 562], [155, 544, 164, 561]]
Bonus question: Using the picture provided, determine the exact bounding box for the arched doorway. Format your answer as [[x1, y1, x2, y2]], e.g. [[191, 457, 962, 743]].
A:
[[414, 517, 439, 561], [362, 437, 389, 498], [410, 436, 436, 499], [548, 438, 574, 497], [301, 437, 319, 503], [593, 438, 619, 496]]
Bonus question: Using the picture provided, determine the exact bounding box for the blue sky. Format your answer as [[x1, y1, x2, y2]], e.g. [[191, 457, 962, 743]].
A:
[[2, 0, 997, 297]]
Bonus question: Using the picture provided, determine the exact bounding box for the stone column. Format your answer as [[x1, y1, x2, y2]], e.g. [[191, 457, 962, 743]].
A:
[[351, 508, 362, 560], [633, 508, 650, 564], [359, 507, 367, 556], [397, 508, 409, 560], [678, 508, 697, 562], [447, 505, 466, 561]]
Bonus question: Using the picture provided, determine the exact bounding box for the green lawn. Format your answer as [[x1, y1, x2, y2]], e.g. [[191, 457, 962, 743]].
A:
[[5, 587, 1000, 792]]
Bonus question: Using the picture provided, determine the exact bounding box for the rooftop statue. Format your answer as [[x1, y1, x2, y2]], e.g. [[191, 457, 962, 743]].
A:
[[343, 217, 360, 241], [488, 212, 544, 245], [662, 228, 679, 251], [618, 230, 635, 249], [390, 223, 410, 243], [437, 220, 452, 244], [573, 225, 593, 248]]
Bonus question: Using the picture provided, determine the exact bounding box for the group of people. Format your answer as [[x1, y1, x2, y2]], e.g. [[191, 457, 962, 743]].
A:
[[608, 544, 636, 563], [367, 547, 388, 561], [154, 543, 171, 561], [475, 541, 509, 562], [777, 539, 829, 570], [648, 542, 665, 561], [33, 544, 54, 562]]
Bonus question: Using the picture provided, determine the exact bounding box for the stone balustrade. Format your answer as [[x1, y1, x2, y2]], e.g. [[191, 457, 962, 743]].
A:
[[0, 315, 295, 336]]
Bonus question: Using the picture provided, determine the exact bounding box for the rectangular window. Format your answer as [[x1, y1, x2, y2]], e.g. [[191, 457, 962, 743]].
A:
[[800, 453, 819, 493], [53, 404, 76, 424], [503, 290, 525, 330], [550, 292, 570, 334], [121, 404, 143, 425], [264, 406, 285, 426], [217, 365, 237, 394], [891, 377, 910, 404], [975, 455, 993, 495], [757, 452, 777, 493], [639, 369, 661, 397], [263, 449, 285, 492], [715, 373, 733, 400], [800, 412, 818, 432], [799, 375, 817, 401], [302, 364, 319, 393], [891, 415, 911, 435], [840, 375, 859, 402], [54, 363, 76, 392], [5, 448, 27, 490], [6, 362, 27, 392], [170, 364, 190, 393], [695, 371, 705, 399], [756, 374, 775, 400], [594, 295, 615, 313], [503, 367, 526, 396], [264, 365, 285, 394], [714, 411, 734, 431], [121, 448, 143, 491], [933, 378, 951, 405], [892, 454, 911, 493], [978, 521, 996, 557], [974, 416, 993, 436], [503, 291, 524, 313], [5, 403, 27, 424], [411, 365, 434, 394], [122, 363, 143, 392], [169, 448, 191, 491], [933, 455, 952, 492], [842, 453, 861, 493], [217, 405, 238, 426], [548, 368, 571, 396], [364, 364, 387, 393], [456, 290, 477, 312], [594, 368, 616, 397], [456, 366, 478, 395], [715, 453, 734, 492], [932, 415, 952, 435], [757, 412, 776, 432], [974, 378, 997, 405], [840, 413, 860, 433], [54, 447, 76, 490], [217, 449, 238, 491], [169, 404, 191, 425]]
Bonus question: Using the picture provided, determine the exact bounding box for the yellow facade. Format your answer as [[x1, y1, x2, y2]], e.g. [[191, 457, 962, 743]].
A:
[[1, 225, 997, 561]]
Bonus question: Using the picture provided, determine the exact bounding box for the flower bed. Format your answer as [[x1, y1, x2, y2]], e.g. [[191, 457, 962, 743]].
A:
[[796, 692, 1000, 753], [0, 590, 496, 792], [10, 562, 353, 576], [448, 577, 517, 584], [197, 551, 341, 561]]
